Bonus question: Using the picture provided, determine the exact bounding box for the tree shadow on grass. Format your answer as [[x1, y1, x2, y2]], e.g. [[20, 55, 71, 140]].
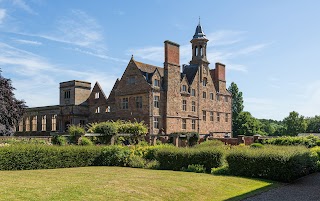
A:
[[224, 178, 282, 201]]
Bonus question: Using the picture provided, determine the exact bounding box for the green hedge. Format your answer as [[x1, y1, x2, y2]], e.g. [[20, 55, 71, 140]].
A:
[[226, 146, 317, 182], [261, 135, 319, 148], [155, 147, 224, 172], [0, 145, 102, 170], [94, 146, 131, 166]]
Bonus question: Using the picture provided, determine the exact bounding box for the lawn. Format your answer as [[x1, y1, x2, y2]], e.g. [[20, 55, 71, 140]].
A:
[[0, 167, 278, 201]]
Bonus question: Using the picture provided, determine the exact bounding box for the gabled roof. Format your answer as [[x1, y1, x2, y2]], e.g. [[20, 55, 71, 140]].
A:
[[92, 82, 108, 100], [182, 64, 199, 84], [106, 79, 119, 103], [133, 60, 164, 77]]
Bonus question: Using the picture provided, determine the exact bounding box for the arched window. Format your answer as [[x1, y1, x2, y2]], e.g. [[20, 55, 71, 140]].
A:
[[200, 45, 203, 56], [194, 46, 198, 56]]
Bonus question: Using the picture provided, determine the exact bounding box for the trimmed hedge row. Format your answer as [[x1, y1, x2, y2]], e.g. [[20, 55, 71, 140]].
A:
[[226, 146, 317, 182], [0, 145, 102, 170], [261, 135, 320, 148], [155, 147, 224, 172]]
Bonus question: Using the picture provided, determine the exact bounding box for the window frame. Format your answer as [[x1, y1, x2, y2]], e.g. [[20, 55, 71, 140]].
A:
[[135, 96, 143, 109], [153, 117, 159, 129], [191, 119, 196, 130], [154, 95, 160, 108], [203, 91, 207, 99], [182, 118, 186, 130], [182, 100, 187, 111], [203, 111, 206, 121], [191, 101, 196, 112], [121, 97, 129, 110]]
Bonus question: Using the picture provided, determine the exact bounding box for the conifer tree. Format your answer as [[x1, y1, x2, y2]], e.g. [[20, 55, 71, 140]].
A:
[[228, 82, 244, 137]]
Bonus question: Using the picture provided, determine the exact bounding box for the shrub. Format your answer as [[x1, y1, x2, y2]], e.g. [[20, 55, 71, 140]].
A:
[[182, 164, 205, 173], [78, 137, 93, 146], [94, 146, 131, 167], [316, 140, 320, 146], [155, 147, 224, 172], [144, 160, 160, 169], [0, 145, 102, 170], [68, 125, 85, 144], [51, 135, 67, 146], [211, 165, 230, 175], [194, 140, 224, 148], [128, 155, 147, 168], [250, 143, 264, 148], [262, 135, 319, 148], [226, 145, 317, 182]]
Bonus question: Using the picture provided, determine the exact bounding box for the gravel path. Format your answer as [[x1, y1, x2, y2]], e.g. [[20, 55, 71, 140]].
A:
[[243, 173, 320, 201]]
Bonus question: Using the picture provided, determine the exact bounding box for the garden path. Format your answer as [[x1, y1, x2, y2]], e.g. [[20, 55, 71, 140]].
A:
[[243, 172, 320, 201]]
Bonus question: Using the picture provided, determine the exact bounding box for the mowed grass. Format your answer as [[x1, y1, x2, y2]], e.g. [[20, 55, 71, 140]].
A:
[[0, 167, 278, 201]]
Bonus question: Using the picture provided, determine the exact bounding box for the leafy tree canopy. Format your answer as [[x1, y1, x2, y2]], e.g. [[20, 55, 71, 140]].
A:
[[0, 70, 26, 135], [283, 111, 307, 136]]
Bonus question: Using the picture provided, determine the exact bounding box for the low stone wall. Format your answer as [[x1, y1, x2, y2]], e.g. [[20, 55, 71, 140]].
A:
[[209, 135, 263, 146]]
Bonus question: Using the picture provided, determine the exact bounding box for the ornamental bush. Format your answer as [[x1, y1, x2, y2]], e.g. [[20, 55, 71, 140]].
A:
[[155, 146, 224, 172], [51, 135, 67, 146], [226, 145, 317, 182], [78, 137, 93, 146], [68, 125, 85, 144]]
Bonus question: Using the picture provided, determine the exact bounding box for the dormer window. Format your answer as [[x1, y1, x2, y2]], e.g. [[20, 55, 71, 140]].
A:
[[182, 85, 187, 92], [95, 92, 100, 99], [154, 79, 160, 87]]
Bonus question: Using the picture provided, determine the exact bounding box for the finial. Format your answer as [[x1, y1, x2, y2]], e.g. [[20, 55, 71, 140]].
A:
[[131, 54, 134, 60], [199, 16, 201, 25]]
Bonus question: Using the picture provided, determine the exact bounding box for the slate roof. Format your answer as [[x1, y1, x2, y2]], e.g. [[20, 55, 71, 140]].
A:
[[134, 60, 164, 77], [132, 59, 199, 85], [182, 64, 199, 84], [193, 22, 207, 40]]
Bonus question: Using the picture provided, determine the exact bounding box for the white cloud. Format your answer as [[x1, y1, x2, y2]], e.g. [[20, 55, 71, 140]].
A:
[[0, 9, 6, 24], [14, 39, 42, 45], [206, 30, 245, 47], [41, 10, 104, 49], [0, 42, 118, 107], [127, 46, 163, 63], [127, 30, 268, 72], [11, 0, 37, 15], [72, 48, 127, 63]]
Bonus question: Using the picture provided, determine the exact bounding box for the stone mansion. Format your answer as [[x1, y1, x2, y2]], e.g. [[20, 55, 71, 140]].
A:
[[16, 23, 232, 137]]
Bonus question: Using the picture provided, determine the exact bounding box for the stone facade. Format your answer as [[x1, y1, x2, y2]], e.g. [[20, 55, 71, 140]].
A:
[[16, 23, 232, 137]]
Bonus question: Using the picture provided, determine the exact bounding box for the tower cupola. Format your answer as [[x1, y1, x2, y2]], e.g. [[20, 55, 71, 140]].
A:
[[190, 19, 209, 65]]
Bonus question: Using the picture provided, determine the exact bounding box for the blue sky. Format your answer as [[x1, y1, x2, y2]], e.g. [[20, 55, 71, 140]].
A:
[[1, 0, 320, 120]]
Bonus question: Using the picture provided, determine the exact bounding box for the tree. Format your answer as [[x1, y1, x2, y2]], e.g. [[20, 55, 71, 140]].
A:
[[282, 111, 307, 136], [306, 115, 320, 133], [228, 82, 244, 137], [0, 70, 26, 135], [259, 119, 285, 136], [236, 111, 263, 136]]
